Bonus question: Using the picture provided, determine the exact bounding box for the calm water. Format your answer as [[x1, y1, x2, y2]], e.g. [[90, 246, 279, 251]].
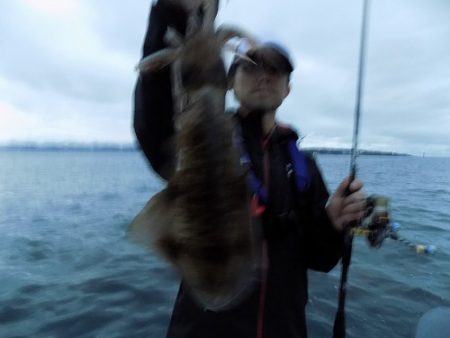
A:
[[1, 151, 449, 338]]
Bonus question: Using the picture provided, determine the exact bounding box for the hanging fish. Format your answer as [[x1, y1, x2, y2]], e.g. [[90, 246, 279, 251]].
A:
[[129, 0, 259, 311]]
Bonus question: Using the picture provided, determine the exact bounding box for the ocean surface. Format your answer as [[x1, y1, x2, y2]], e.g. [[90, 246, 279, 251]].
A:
[[1, 150, 449, 338]]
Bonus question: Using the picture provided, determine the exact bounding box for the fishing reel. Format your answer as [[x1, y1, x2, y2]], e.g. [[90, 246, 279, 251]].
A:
[[353, 195, 392, 248], [352, 195, 437, 253]]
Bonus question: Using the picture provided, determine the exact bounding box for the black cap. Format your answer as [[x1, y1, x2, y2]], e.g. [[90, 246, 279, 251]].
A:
[[228, 41, 294, 78]]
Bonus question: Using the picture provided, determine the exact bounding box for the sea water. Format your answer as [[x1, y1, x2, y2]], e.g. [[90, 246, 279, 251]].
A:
[[1, 151, 449, 338]]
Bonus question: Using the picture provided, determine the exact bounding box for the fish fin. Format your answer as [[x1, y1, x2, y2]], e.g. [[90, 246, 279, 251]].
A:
[[135, 48, 180, 73], [128, 190, 174, 253]]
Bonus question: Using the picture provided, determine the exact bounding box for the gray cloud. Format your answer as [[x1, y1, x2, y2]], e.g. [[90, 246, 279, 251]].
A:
[[218, 0, 450, 156], [0, 1, 137, 104], [1, 0, 449, 155]]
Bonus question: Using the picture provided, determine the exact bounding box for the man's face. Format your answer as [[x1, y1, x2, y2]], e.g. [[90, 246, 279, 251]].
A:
[[230, 62, 290, 112]]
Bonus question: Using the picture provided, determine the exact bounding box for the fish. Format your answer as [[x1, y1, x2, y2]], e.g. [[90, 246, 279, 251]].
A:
[[129, 0, 259, 310]]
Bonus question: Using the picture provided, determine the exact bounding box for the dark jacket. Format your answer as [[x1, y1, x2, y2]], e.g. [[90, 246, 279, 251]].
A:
[[133, 3, 343, 337]]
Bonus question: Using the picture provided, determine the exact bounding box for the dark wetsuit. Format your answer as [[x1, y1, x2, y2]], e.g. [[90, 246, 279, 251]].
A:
[[133, 3, 343, 337]]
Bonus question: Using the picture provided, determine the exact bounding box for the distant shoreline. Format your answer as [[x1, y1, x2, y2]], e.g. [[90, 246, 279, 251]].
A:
[[0, 144, 411, 156], [0, 144, 139, 152], [301, 147, 412, 157]]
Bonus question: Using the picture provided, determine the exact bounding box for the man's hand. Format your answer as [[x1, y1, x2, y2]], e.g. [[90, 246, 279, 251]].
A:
[[326, 177, 366, 232]]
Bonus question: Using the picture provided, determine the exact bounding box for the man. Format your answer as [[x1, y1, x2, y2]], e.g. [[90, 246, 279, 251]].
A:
[[133, 1, 365, 337]]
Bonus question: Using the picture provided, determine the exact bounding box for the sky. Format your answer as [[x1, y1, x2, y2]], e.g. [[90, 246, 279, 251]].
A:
[[1, 0, 449, 156]]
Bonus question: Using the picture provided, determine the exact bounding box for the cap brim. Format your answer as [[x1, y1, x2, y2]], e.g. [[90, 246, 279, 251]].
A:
[[247, 47, 293, 74]]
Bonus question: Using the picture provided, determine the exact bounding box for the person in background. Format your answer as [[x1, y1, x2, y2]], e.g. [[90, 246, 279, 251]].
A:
[[133, 1, 366, 337]]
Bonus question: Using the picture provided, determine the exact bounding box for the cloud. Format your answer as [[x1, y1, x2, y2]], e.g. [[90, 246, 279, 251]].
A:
[[1, 0, 137, 103], [0, 0, 147, 143], [218, 0, 450, 156], [20, 0, 83, 17], [0, 77, 132, 143], [1, 0, 449, 156]]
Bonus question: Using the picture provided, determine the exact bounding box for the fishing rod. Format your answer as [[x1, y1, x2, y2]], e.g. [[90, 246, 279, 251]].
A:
[[333, 0, 370, 337], [332, 1, 437, 336]]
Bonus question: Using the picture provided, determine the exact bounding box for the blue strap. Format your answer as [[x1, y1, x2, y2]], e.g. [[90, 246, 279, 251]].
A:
[[247, 170, 269, 204], [287, 140, 310, 192], [233, 121, 309, 205], [232, 121, 269, 204]]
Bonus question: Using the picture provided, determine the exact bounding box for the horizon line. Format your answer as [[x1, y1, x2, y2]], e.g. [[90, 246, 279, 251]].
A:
[[0, 142, 421, 157]]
